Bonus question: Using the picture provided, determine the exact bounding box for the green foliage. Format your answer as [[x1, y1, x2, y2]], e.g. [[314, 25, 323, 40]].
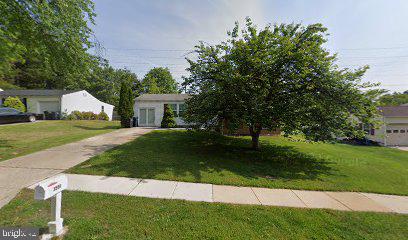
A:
[[65, 113, 77, 121], [161, 104, 177, 128], [86, 63, 142, 108], [0, 0, 97, 89], [378, 91, 408, 106], [182, 18, 379, 149], [142, 67, 178, 93], [66, 111, 98, 120], [97, 111, 109, 121], [118, 81, 134, 127], [2, 96, 25, 112], [0, 80, 21, 90]]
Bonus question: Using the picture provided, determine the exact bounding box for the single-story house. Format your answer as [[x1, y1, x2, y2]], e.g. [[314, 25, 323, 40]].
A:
[[0, 89, 114, 120], [134, 94, 190, 127], [366, 105, 408, 146]]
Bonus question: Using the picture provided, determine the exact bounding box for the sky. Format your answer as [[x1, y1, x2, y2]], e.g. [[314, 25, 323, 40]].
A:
[[92, 0, 408, 92]]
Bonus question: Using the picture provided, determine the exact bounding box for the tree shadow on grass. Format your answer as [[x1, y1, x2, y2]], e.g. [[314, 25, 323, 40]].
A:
[[73, 125, 120, 131], [76, 131, 337, 183]]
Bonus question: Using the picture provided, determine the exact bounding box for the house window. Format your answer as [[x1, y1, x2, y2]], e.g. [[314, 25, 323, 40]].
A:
[[168, 104, 178, 117], [178, 104, 186, 117], [401, 129, 406, 133], [370, 128, 375, 135], [386, 130, 392, 133], [393, 130, 399, 133], [101, 106, 104, 112]]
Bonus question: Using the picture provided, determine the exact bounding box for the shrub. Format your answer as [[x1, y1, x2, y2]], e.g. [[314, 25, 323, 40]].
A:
[[71, 110, 83, 120], [118, 81, 134, 127], [161, 104, 176, 128], [66, 113, 77, 120], [2, 96, 25, 112], [98, 111, 109, 121], [81, 111, 97, 120], [64, 111, 101, 120]]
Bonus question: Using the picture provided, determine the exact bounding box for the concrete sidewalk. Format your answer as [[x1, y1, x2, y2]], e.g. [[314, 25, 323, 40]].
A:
[[0, 128, 153, 208], [31, 174, 408, 214]]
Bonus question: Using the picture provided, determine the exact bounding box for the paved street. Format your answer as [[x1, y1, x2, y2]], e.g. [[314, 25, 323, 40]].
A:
[[30, 173, 408, 214], [0, 127, 153, 208]]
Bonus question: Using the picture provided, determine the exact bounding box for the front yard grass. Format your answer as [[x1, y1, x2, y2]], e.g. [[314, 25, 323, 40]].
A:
[[0, 120, 120, 161], [1, 189, 407, 239], [69, 130, 408, 195]]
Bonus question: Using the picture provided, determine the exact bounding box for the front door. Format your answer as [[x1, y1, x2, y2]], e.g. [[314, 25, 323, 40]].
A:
[[139, 108, 155, 126]]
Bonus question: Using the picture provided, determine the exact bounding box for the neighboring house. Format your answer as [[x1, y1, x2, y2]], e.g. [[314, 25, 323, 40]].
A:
[[0, 89, 114, 120], [134, 94, 190, 127], [367, 106, 408, 146]]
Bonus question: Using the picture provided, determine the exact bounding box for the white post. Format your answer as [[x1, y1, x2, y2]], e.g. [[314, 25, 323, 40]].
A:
[[48, 192, 64, 235]]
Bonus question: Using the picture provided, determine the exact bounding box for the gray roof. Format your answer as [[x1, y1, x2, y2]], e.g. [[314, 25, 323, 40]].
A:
[[135, 94, 191, 102], [379, 106, 408, 117], [0, 89, 78, 97]]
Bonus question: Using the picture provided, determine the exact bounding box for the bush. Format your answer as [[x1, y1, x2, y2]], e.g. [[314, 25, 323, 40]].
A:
[[98, 111, 109, 121], [82, 111, 97, 120], [64, 111, 104, 120], [161, 104, 176, 128], [2, 96, 25, 112], [66, 113, 77, 120], [71, 110, 83, 120]]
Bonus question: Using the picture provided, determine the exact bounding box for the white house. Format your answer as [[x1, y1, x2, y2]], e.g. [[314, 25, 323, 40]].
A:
[[134, 94, 191, 127], [367, 106, 408, 146], [0, 89, 114, 120]]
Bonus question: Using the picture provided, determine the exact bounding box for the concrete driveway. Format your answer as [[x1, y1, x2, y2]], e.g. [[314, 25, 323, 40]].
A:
[[0, 127, 153, 208]]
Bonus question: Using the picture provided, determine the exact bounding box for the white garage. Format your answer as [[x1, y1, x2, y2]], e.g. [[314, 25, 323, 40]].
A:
[[0, 89, 114, 120], [134, 94, 191, 127], [367, 106, 408, 146]]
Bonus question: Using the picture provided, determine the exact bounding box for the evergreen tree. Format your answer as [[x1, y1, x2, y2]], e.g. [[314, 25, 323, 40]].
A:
[[161, 104, 176, 128], [118, 81, 134, 127]]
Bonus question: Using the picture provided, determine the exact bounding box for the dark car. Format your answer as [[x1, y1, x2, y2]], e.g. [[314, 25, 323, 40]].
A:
[[0, 107, 36, 124]]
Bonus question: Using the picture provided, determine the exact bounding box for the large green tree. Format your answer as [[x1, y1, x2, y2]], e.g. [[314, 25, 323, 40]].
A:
[[182, 18, 379, 149], [86, 62, 142, 108], [142, 67, 178, 93], [0, 0, 96, 89]]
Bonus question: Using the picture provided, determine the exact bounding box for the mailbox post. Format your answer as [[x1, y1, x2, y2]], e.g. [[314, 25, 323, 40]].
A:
[[34, 175, 68, 237]]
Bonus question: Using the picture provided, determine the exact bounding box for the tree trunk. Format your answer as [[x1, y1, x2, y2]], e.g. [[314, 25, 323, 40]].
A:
[[251, 133, 260, 150], [249, 124, 261, 150]]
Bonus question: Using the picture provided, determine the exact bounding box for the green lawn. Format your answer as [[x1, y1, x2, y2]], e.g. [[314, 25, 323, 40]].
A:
[[0, 120, 120, 161], [1, 190, 407, 240], [70, 130, 408, 195]]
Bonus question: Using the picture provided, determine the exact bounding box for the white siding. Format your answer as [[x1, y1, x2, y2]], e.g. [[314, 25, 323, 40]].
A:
[[367, 117, 408, 146], [61, 90, 114, 120], [134, 100, 187, 127]]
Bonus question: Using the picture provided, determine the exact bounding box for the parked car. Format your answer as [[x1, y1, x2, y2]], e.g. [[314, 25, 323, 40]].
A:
[[0, 107, 36, 124]]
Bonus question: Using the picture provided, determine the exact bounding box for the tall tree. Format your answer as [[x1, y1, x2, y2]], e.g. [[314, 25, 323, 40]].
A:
[[86, 63, 142, 108], [0, 0, 97, 89], [183, 18, 379, 149], [118, 80, 134, 128], [142, 67, 178, 94]]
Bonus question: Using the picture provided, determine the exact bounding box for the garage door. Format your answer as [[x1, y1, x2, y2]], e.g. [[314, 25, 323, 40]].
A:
[[39, 101, 60, 113], [386, 125, 408, 146]]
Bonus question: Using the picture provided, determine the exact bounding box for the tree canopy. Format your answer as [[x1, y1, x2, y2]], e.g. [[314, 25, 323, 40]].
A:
[[0, 0, 97, 89], [377, 91, 408, 106], [142, 67, 179, 94], [182, 18, 378, 149], [86, 62, 142, 108]]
